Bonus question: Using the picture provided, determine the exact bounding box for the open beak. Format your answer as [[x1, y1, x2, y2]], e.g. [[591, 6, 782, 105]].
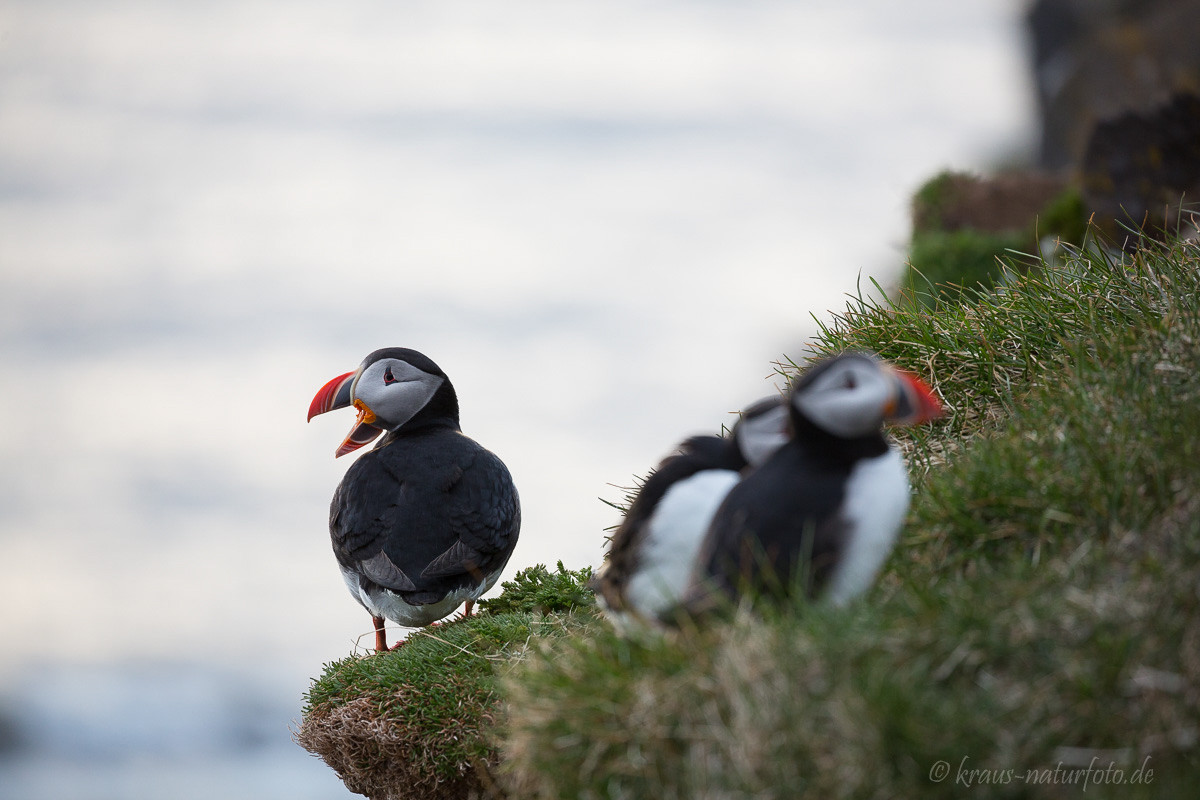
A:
[[308, 369, 386, 458], [884, 367, 944, 426]]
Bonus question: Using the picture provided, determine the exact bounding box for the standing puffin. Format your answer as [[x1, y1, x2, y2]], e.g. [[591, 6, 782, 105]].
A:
[[308, 348, 520, 651], [592, 396, 788, 630], [685, 352, 942, 614]]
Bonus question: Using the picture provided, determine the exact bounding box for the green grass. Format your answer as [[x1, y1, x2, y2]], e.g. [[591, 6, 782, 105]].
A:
[[478, 561, 595, 615], [786, 237, 1195, 470], [906, 228, 1031, 298], [295, 565, 597, 800], [499, 234, 1200, 799]]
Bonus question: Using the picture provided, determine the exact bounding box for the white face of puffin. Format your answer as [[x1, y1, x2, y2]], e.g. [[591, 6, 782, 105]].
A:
[[351, 357, 444, 431], [308, 353, 448, 457], [733, 398, 790, 467], [791, 353, 941, 439]]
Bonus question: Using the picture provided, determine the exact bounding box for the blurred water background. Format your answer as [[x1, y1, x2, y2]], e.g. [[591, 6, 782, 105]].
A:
[[0, 1, 1031, 797]]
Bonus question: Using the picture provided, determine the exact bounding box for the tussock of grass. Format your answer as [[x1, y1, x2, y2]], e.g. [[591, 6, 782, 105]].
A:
[[297, 613, 533, 800], [296, 569, 597, 800], [499, 236, 1200, 799], [478, 561, 595, 615]]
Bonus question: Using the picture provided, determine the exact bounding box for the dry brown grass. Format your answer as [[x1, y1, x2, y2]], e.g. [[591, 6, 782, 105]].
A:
[[296, 688, 500, 800]]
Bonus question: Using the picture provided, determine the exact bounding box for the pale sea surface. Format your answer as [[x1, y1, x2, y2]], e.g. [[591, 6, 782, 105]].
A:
[[0, 1, 1031, 797]]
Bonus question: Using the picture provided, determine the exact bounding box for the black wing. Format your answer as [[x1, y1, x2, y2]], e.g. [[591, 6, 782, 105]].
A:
[[330, 433, 520, 603], [419, 446, 521, 582]]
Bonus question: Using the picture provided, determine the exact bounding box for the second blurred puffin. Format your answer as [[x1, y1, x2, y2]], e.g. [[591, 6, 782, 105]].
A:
[[592, 397, 788, 630]]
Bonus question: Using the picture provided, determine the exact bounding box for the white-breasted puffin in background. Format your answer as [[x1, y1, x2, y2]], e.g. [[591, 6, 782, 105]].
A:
[[308, 347, 521, 652], [684, 351, 942, 615], [591, 396, 789, 630]]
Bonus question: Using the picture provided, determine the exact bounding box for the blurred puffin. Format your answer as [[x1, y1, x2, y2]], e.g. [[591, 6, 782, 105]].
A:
[[685, 352, 942, 614], [308, 347, 520, 651], [592, 396, 789, 629]]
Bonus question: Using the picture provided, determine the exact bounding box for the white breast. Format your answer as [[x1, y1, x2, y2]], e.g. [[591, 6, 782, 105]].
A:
[[823, 447, 910, 606], [623, 469, 742, 622]]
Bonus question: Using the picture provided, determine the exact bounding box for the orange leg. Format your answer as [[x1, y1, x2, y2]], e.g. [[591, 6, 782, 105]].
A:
[[449, 599, 476, 623], [373, 615, 389, 652]]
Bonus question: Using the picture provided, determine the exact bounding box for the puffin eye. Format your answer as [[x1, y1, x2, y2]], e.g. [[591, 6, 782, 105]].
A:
[[384, 366, 397, 384], [842, 372, 857, 389]]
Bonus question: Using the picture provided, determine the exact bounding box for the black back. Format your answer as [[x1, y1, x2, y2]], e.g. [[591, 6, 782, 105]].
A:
[[330, 417, 520, 606]]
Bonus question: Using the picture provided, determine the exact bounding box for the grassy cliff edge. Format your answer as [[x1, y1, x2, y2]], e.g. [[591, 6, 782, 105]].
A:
[[502, 234, 1200, 798], [299, 232, 1200, 799]]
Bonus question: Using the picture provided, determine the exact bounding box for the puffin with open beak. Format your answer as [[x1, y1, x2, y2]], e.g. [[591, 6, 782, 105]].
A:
[[684, 351, 943, 614], [308, 347, 520, 652]]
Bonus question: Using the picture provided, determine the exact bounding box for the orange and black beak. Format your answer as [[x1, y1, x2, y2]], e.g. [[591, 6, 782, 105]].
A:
[[308, 369, 385, 457], [884, 367, 944, 426]]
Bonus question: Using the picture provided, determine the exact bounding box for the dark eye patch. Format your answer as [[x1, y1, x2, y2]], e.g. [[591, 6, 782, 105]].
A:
[[384, 366, 397, 384]]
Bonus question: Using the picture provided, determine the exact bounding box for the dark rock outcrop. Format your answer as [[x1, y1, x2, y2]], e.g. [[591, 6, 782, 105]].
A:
[[1081, 92, 1200, 238], [1027, 0, 1200, 171]]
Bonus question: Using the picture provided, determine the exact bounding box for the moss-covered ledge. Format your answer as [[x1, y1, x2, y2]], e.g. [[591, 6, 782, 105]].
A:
[[905, 169, 1087, 302], [295, 564, 596, 800]]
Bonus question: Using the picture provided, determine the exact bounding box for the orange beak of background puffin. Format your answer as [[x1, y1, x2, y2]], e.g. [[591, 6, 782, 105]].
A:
[[883, 367, 944, 426], [307, 369, 386, 457]]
